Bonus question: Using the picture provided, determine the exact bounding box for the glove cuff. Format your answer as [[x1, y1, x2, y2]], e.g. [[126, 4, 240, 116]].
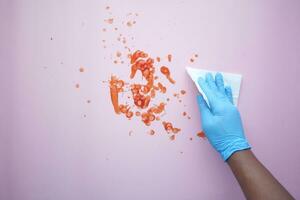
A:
[[221, 139, 251, 161]]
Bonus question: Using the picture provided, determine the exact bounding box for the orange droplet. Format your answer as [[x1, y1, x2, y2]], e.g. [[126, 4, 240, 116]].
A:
[[160, 66, 175, 84], [148, 129, 155, 135], [197, 131, 206, 138], [156, 57, 161, 62], [126, 21, 132, 27], [105, 18, 114, 24], [170, 135, 175, 141], [79, 67, 85, 72], [167, 54, 172, 62], [116, 51, 122, 57]]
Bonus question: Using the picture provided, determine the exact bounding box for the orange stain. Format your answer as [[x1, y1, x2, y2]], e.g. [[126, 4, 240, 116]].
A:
[[197, 131, 206, 138], [126, 21, 132, 27], [170, 135, 175, 141], [116, 51, 122, 57], [105, 18, 114, 24], [79, 67, 85, 72], [148, 129, 155, 135], [162, 121, 181, 134], [160, 66, 175, 84], [167, 54, 172, 62]]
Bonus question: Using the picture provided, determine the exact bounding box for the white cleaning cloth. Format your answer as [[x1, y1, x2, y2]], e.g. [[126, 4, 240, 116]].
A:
[[186, 67, 242, 106]]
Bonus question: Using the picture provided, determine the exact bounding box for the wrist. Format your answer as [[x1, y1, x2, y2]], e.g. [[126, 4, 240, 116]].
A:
[[220, 138, 251, 161]]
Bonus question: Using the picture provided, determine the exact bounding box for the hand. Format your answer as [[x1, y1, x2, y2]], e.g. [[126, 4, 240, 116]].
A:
[[196, 73, 250, 161]]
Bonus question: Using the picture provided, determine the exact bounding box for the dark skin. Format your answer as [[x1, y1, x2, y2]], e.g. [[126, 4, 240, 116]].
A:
[[228, 150, 294, 200]]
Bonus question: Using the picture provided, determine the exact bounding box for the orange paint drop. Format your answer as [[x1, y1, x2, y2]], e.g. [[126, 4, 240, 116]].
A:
[[79, 67, 85, 72], [170, 135, 175, 141], [160, 66, 175, 84], [167, 54, 172, 62], [105, 18, 114, 24], [109, 76, 125, 114], [116, 51, 122, 57], [126, 21, 132, 27], [197, 131, 206, 138], [162, 121, 181, 134], [156, 57, 161, 62], [148, 129, 155, 135]]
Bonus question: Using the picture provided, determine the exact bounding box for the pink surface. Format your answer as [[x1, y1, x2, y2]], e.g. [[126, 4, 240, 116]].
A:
[[1, 0, 300, 199]]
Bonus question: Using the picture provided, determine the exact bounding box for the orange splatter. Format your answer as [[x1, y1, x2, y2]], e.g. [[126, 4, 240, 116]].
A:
[[148, 129, 155, 135], [109, 76, 125, 114], [79, 67, 85, 72], [197, 131, 206, 138], [116, 51, 122, 57], [105, 18, 114, 24], [156, 57, 161, 62], [169, 135, 175, 141], [167, 54, 172, 62], [162, 121, 181, 134], [160, 66, 175, 84], [126, 21, 132, 27]]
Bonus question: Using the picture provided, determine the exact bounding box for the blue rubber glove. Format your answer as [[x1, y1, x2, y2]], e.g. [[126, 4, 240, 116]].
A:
[[196, 73, 250, 161]]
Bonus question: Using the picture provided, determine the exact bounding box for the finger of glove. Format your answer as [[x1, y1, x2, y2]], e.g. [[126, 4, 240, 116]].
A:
[[225, 86, 234, 104], [205, 73, 218, 92], [197, 77, 214, 102], [215, 72, 225, 94]]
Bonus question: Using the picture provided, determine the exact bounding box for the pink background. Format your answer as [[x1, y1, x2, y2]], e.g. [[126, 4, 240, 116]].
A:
[[1, 0, 300, 199]]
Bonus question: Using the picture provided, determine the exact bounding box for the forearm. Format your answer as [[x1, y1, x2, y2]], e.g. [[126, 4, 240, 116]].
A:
[[227, 150, 294, 200]]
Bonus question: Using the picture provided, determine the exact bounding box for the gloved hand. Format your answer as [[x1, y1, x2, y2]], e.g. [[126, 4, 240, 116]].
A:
[[196, 73, 250, 161]]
